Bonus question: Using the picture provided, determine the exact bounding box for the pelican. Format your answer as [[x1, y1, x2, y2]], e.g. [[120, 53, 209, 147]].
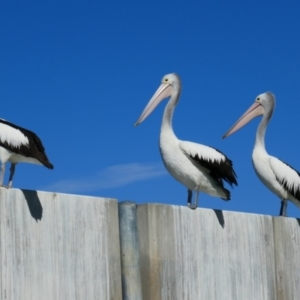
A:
[[223, 92, 300, 216], [135, 73, 237, 209], [0, 118, 54, 188]]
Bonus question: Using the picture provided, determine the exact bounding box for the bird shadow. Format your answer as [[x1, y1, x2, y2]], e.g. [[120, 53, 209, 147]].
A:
[[213, 209, 225, 228], [21, 189, 43, 222]]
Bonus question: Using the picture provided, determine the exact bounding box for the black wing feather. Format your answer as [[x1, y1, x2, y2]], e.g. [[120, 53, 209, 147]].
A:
[[274, 160, 300, 201], [186, 146, 238, 187], [0, 119, 54, 169]]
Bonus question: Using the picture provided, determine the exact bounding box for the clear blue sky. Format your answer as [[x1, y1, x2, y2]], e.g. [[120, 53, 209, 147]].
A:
[[1, 1, 300, 217]]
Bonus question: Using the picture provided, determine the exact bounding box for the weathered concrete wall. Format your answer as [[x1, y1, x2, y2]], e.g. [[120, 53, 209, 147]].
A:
[[0, 189, 121, 300], [136, 204, 300, 300], [1, 190, 300, 300], [273, 217, 300, 300]]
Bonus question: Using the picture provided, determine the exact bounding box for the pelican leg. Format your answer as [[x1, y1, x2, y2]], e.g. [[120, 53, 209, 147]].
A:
[[279, 199, 288, 217], [7, 163, 16, 189], [187, 189, 199, 210], [187, 189, 193, 206], [0, 163, 5, 187]]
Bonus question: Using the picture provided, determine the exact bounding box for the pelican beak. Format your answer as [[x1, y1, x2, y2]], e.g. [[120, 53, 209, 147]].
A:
[[223, 101, 265, 138], [134, 83, 173, 126]]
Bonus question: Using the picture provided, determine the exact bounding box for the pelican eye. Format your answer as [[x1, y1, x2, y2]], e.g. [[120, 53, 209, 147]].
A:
[[257, 97, 260, 101]]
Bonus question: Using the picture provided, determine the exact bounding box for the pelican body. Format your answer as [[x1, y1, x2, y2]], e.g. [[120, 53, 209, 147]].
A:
[[0, 118, 54, 188], [223, 92, 300, 216], [135, 73, 237, 209]]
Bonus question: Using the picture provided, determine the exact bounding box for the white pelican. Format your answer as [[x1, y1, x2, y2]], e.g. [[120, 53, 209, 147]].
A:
[[0, 118, 54, 188], [223, 92, 300, 216], [135, 73, 237, 209]]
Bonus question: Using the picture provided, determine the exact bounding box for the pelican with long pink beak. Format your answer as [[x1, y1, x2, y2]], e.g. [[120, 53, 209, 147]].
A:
[[135, 73, 237, 209], [223, 92, 300, 216]]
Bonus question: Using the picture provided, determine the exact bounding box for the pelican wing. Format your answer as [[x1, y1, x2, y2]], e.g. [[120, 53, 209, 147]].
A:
[[0, 119, 53, 169], [179, 141, 237, 186], [269, 156, 300, 200]]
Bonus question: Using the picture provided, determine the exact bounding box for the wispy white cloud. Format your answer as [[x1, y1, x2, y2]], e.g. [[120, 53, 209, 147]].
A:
[[44, 162, 167, 193]]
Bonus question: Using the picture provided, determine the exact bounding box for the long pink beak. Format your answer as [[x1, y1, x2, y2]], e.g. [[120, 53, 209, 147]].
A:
[[223, 102, 265, 138], [134, 83, 173, 126]]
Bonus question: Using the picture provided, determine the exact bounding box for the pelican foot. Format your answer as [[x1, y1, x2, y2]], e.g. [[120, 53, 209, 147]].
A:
[[187, 190, 197, 209], [0, 185, 10, 189], [187, 189, 199, 210], [187, 203, 198, 210]]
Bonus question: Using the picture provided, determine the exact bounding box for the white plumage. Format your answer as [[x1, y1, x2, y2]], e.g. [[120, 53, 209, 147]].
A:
[[0, 121, 29, 147], [135, 73, 237, 209], [223, 92, 300, 216], [179, 141, 225, 162], [269, 158, 300, 198]]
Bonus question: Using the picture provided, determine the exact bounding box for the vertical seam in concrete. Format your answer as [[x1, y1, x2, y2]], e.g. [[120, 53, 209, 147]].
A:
[[118, 201, 142, 300], [272, 217, 279, 300]]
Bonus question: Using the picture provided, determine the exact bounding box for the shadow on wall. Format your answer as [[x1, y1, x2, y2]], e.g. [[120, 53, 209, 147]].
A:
[[213, 209, 225, 228], [21, 189, 43, 222]]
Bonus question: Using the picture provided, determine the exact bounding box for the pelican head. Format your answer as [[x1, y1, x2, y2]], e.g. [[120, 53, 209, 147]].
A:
[[223, 92, 275, 138], [134, 73, 180, 126], [161, 73, 181, 86]]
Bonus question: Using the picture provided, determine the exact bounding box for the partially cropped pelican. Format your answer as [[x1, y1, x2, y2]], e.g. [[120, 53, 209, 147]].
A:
[[223, 92, 300, 216], [135, 73, 237, 209], [0, 118, 53, 188]]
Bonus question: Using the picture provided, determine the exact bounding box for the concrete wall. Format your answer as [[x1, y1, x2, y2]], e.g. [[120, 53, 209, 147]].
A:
[[273, 217, 300, 300], [0, 189, 300, 300], [0, 189, 121, 300], [136, 204, 300, 300]]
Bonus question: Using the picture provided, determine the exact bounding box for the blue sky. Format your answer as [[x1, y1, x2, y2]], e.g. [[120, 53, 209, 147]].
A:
[[1, 1, 300, 217]]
